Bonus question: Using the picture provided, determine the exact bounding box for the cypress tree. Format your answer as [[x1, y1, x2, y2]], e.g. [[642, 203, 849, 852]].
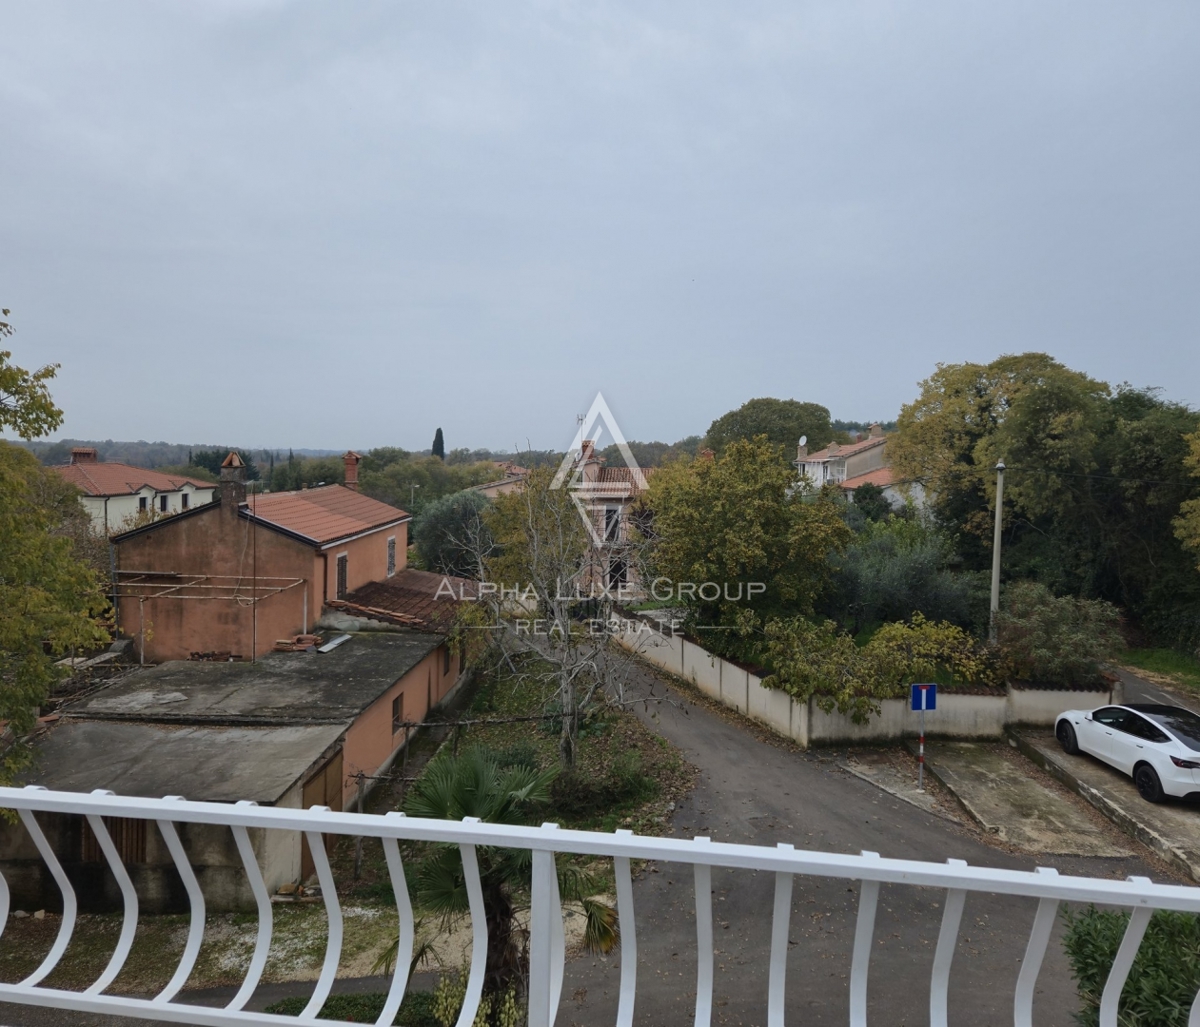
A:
[[432, 427, 445, 460]]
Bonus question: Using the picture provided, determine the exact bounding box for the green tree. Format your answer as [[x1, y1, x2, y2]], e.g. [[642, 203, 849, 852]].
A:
[[393, 749, 615, 1004], [825, 518, 972, 633], [1175, 428, 1200, 576], [1, 443, 110, 780], [432, 428, 445, 461], [359, 457, 498, 516], [849, 483, 892, 523], [705, 398, 835, 458], [413, 490, 491, 577], [891, 356, 1200, 649], [1, 311, 64, 440], [646, 437, 853, 657]]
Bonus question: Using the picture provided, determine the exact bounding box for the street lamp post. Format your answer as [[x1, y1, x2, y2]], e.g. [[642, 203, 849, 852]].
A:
[[989, 460, 1005, 643], [409, 483, 420, 509]]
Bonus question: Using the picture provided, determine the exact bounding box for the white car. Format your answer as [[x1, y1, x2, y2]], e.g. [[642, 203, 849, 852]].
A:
[[1055, 703, 1200, 803]]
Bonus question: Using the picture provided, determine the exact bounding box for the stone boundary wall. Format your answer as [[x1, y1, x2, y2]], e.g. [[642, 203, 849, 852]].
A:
[[617, 622, 1118, 748]]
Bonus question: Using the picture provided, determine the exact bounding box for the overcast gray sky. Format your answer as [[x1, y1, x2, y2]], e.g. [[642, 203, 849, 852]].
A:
[[2, 1, 1197, 452]]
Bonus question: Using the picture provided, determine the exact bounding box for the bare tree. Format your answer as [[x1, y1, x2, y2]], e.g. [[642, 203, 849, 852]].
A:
[[457, 466, 661, 768]]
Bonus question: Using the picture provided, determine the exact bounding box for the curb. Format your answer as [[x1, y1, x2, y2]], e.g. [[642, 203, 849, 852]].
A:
[[1008, 729, 1200, 883]]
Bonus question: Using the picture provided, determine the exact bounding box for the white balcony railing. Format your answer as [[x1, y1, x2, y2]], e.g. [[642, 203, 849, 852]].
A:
[[1, 785, 1199, 1027]]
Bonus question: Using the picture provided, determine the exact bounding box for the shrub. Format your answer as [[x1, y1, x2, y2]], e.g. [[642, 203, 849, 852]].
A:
[[264, 989, 437, 1025], [763, 613, 1000, 722], [1062, 906, 1200, 1027], [826, 517, 971, 633], [549, 752, 657, 818], [997, 581, 1121, 686], [412, 489, 491, 577]]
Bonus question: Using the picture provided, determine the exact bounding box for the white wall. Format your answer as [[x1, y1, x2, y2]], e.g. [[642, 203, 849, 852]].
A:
[[82, 483, 216, 534], [616, 620, 1117, 748]]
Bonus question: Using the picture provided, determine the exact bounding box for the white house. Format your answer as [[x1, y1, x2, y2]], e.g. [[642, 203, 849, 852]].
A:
[[52, 448, 218, 534], [796, 426, 923, 511]]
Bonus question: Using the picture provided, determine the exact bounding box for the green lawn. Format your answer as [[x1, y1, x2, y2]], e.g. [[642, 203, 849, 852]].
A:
[[1119, 648, 1200, 692]]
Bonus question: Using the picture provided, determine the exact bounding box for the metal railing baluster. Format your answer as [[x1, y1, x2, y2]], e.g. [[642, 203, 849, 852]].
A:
[[16, 794, 78, 988], [152, 798, 206, 1004], [376, 815, 414, 1027], [226, 802, 273, 1012], [693, 836, 713, 1027], [849, 851, 881, 1027], [1099, 883, 1154, 1027], [929, 860, 967, 1027], [299, 810, 344, 1020], [83, 792, 139, 995], [767, 845, 794, 1027], [1013, 867, 1058, 1027], [0, 789, 1198, 1027], [613, 830, 637, 1027], [455, 824, 487, 1027], [529, 825, 558, 1027]]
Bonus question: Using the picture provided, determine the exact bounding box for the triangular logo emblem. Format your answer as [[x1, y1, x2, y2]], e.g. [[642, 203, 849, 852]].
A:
[[552, 393, 647, 547]]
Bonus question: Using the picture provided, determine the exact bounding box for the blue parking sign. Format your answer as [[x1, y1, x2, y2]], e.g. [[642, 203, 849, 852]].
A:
[[911, 683, 937, 711]]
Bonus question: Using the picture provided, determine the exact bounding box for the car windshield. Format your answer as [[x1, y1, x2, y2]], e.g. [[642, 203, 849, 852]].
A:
[[1139, 708, 1200, 751]]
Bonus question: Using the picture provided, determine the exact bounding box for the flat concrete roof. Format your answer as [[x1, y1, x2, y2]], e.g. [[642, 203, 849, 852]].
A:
[[26, 720, 346, 803], [68, 630, 442, 727]]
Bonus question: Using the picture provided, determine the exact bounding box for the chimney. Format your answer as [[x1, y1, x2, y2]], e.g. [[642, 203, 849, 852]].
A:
[[219, 451, 246, 505], [581, 440, 595, 461], [343, 451, 361, 491], [699, 448, 715, 463], [70, 447, 98, 464], [827, 441, 840, 455], [869, 423, 883, 438], [796, 440, 808, 461]]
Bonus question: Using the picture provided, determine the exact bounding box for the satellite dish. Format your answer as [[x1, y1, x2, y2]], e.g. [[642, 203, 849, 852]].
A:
[[799, 435, 807, 447]]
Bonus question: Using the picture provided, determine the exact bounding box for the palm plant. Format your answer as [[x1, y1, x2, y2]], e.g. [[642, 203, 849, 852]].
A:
[[377, 748, 618, 1002]]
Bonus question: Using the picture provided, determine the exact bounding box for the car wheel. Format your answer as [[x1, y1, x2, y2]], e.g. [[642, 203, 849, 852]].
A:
[[1056, 721, 1079, 755], [1134, 764, 1165, 803]]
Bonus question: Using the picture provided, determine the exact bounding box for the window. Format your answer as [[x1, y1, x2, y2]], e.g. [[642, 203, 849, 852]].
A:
[[139, 496, 148, 511], [604, 505, 621, 542], [159, 495, 168, 513], [1093, 707, 1131, 729], [443, 646, 452, 676], [181, 493, 189, 510], [82, 817, 147, 864], [1125, 715, 1169, 743], [392, 693, 404, 734], [336, 554, 348, 599], [387, 536, 396, 577]]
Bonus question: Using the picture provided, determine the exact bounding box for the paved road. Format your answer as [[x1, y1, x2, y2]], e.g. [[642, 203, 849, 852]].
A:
[[0, 662, 1179, 1027], [552, 664, 1172, 1027], [1116, 665, 1195, 707]]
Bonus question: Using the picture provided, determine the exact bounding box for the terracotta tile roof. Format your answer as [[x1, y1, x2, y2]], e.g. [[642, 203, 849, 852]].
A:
[[839, 467, 897, 490], [53, 462, 217, 497], [245, 485, 408, 546], [799, 434, 888, 464], [331, 568, 477, 630], [597, 466, 655, 488]]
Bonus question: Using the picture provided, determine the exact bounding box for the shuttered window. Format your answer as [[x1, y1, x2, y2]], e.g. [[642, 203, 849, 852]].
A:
[[82, 817, 147, 864]]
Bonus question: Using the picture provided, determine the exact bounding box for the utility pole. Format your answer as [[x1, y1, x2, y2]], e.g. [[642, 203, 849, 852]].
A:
[[989, 460, 1005, 643]]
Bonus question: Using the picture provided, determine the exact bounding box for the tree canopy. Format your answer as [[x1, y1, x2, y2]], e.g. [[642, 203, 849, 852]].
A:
[[646, 437, 852, 657], [890, 354, 1200, 649], [705, 398, 835, 458], [412, 489, 491, 577], [1, 312, 63, 440]]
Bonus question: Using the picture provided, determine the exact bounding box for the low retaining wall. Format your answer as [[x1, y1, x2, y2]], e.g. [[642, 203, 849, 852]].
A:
[[618, 623, 1118, 748]]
